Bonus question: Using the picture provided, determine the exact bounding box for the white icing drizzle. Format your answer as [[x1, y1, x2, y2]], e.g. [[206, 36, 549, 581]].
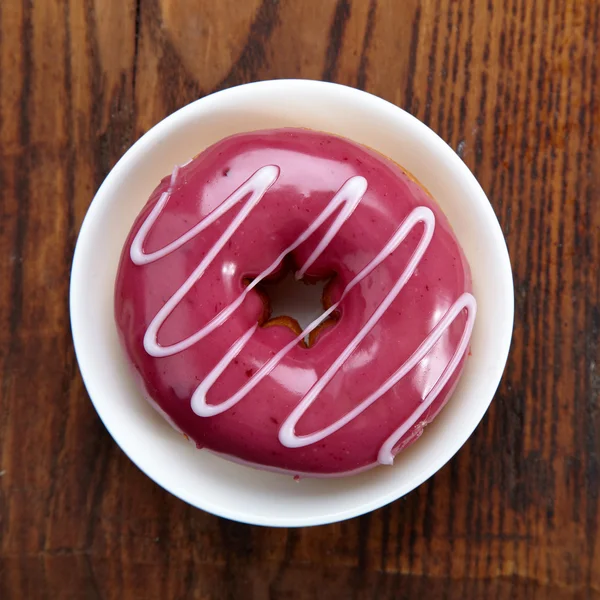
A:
[[131, 164, 477, 465]]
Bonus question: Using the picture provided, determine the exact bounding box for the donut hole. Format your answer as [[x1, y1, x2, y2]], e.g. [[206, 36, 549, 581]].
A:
[[246, 261, 339, 347]]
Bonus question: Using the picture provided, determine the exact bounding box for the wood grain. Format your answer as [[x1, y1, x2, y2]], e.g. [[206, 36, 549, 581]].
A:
[[0, 0, 599, 598]]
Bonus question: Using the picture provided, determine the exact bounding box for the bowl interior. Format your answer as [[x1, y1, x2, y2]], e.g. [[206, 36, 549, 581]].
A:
[[70, 80, 513, 526]]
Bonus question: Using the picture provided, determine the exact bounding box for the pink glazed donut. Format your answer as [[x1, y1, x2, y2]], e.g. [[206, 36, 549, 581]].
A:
[[115, 128, 476, 477]]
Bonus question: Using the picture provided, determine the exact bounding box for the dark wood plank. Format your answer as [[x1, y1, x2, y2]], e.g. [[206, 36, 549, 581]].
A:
[[0, 0, 598, 598]]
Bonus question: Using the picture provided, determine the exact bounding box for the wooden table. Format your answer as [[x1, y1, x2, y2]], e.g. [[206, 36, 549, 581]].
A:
[[1, 1, 598, 598]]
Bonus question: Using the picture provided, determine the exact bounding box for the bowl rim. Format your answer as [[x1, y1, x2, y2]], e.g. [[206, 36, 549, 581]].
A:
[[70, 79, 514, 527]]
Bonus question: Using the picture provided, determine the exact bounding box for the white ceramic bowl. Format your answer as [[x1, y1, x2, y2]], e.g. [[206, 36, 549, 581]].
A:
[[70, 80, 513, 527]]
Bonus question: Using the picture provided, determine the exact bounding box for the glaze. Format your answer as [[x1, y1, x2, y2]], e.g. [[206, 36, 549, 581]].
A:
[[115, 128, 476, 476]]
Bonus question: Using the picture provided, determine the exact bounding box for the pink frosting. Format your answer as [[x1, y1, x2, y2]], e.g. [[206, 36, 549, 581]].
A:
[[115, 128, 475, 476]]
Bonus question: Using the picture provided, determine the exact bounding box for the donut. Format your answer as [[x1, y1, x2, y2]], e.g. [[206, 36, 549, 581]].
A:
[[115, 128, 476, 477]]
